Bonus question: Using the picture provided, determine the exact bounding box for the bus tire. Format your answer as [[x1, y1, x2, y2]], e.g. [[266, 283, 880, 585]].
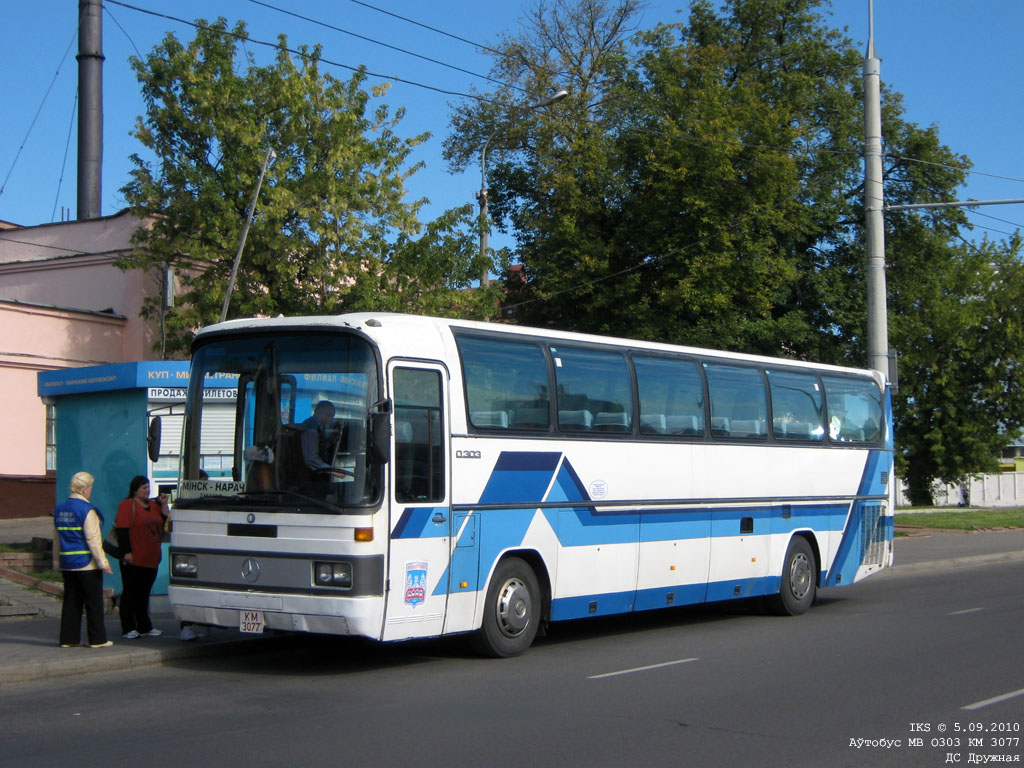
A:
[[769, 536, 816, 616], [471, 557, 540, 658]]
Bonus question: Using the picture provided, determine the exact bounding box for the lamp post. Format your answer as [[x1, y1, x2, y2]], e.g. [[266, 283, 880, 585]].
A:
[[477, 89, 569, 286]]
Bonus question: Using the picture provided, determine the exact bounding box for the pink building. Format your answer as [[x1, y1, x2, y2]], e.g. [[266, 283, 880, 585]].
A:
[[0, 211, 173, 517]]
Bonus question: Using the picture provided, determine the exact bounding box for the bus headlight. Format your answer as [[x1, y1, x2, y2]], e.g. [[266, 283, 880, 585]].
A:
[[172, 553, 198, 577], [314, 561, 352, 588]]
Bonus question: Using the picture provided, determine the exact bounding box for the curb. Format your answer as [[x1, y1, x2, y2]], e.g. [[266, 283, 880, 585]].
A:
[[889, 549, 1024, 574], [0, 565, 62, 596]]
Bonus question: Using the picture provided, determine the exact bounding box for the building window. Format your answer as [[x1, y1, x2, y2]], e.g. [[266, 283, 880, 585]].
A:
[[45, 404, 56, 472]]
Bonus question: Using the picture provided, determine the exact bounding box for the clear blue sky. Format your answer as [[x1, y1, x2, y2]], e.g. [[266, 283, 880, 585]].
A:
[[1, 0, 1022, 249]]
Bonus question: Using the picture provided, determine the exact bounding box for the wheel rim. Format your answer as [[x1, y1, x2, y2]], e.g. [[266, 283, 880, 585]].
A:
[[495, 577, 532, 638], [789, 551, 812, 600]]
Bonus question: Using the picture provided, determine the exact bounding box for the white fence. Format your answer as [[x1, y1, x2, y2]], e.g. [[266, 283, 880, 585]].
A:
[[895, 473, 1024, 508]]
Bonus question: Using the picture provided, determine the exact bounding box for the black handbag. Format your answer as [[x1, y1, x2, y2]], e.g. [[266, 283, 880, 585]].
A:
[[102, 526, 122, 559], [102, 502, 136, 559]]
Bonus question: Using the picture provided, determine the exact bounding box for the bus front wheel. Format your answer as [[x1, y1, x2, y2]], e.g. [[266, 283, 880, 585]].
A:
[[769, 536, 816, 616], [471, 557, 540, 658]]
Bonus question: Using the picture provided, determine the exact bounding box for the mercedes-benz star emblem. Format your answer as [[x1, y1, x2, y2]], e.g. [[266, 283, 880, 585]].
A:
[[241, 558, 261, 583]]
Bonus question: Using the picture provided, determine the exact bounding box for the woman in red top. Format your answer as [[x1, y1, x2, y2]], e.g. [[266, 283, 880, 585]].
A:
[[115, 475, 169, 639]]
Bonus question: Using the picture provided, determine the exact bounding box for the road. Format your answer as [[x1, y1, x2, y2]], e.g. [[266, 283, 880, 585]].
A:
[[2, 559, 1022, 768]]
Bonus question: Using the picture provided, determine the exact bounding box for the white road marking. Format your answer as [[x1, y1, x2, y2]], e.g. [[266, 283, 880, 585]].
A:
[[963, 687, 1024, 711], [947, 607, 984, 615], [588, 658, 698, 680]]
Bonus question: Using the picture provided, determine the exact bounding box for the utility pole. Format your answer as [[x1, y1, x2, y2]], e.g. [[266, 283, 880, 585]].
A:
[[863, 0, 889, 379], [77, 0, 104, 220], [477, 89, 569, 287]]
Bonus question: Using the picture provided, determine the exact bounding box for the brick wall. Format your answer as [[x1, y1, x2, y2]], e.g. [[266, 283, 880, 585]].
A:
[[0, 551, 51, 573]]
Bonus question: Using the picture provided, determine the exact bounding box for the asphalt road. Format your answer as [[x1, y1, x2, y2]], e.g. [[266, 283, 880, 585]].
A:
[[3, 557, 1021, 768]]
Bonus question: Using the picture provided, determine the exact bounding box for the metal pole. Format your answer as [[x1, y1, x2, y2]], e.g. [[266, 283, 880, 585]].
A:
[[887, 198, 1024, 212], [477, 137, 492, 287], [77, 0, 104, 220], [220, 147, 276, 323], [863, 0, 889, 378], [477, 89, 569, 287]]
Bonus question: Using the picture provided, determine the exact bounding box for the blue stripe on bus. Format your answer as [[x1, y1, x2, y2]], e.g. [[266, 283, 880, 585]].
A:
[[391, 506, 449, 539], [479, 451, 561, 505], [553, 576, 784, 620], [428, 450, 888, 600], [825, 447, 894, 586], [550, 590, 636, 620], [633, 582, 710, 612]]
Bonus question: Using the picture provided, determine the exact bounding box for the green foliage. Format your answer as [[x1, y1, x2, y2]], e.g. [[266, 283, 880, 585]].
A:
[[444, 0, 1024, 504], [120, 19, 498, 354]]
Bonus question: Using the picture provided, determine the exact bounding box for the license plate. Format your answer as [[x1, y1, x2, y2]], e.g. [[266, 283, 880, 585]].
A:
[[240, 610, 265, 633]]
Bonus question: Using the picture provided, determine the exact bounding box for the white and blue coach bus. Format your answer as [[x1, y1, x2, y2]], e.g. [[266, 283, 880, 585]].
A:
[[167, 312, 894, 657]]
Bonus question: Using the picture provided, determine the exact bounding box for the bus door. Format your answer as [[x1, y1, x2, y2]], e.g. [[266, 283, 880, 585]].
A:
[[382, 361, 452, 641]]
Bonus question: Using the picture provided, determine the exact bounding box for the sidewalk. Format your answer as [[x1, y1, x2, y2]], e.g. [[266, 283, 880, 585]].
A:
[[2, 518, 1023, 686], [1, 517, 286, 685]]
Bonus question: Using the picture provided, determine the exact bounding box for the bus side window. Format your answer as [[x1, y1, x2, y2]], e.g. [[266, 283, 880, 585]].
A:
[[456, 335, 550, 431], [634, 356, 705, 437], [704, 363, 768, 440], [767, 369, 824, 442], [394, 368, 445, 502], [551, 346, 632, 435], [821, 375, 884, 444]]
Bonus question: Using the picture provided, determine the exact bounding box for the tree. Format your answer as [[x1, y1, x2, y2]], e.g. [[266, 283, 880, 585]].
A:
[[120, 19, 497, 355], [444, 0, 1024, 503]]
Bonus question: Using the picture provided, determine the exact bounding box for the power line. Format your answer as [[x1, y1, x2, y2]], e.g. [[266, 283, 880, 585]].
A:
[[343, 0, 502, 56], [0, 28, 78, 201], [247, 0, 521, 93], [103, 3, 144, 58], [885, 152, 1024, 187], [51, 88, 80, 223], [105, 0, 494, 103], [501, 216, 755, 315]]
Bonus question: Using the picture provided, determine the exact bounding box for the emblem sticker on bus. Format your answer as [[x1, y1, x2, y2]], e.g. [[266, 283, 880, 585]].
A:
[[404, 561, 427, 607]]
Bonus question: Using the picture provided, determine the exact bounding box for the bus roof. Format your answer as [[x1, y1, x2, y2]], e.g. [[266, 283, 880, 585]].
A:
[[195, 312, 886, 385]]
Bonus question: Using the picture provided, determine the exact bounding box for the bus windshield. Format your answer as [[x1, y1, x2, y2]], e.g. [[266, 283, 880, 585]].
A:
[[178, 331, 381, 512]]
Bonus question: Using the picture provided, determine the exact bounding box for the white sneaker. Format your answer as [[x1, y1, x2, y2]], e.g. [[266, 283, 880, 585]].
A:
[[141, 628, 163, 637], [179, 626, 198, 641], [123, 630, 140, 639]]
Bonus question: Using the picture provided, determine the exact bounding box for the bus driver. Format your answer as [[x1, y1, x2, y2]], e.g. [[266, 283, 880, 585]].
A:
[[299, 400, 347, 479]]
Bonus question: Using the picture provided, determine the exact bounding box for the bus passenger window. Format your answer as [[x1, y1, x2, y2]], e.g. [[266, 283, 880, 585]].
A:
[[551, 347, 632, 434], [821, 376, 883, 444], [634, 356, 705, 437], [394, 368, 444, 502], [767, 369, 824, 441], [456, 335, 550, 431], [704, 363, 768, 440]]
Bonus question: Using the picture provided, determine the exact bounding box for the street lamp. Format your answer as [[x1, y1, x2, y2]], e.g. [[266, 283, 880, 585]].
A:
[[477, 89, 569, 286], [220, 146, 277, 323]]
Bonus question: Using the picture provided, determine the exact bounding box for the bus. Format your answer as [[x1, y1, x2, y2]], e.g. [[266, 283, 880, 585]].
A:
[[167, 312, 894, 657]]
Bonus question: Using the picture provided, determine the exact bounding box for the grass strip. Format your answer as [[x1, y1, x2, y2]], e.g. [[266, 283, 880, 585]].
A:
[[895, 509, 1024, 531]]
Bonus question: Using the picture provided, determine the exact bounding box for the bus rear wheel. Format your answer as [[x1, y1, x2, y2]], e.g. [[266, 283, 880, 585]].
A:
[[471, 557, 540, 658], [769, 536, 816, 616]]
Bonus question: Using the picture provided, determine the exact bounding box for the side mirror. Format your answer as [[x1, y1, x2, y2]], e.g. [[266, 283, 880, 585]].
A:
[[368, 400, 392, 465], [147, 416, 162, 463]]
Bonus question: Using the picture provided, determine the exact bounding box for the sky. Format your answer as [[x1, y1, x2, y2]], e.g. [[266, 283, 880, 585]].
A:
[[1, 0, 1023, 252]]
